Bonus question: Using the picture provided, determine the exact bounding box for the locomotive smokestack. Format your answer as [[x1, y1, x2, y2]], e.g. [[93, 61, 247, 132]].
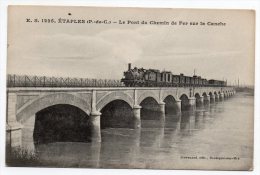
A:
[[128, 63, 131, 71]]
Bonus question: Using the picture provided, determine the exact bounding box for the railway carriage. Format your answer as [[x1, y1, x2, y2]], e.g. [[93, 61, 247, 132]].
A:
[[144, 69, 158, 86], [184, 76, 191, 87], [121, 63, 226, 87], [172, 75, 179, 87], [193, 75, 199, 86]]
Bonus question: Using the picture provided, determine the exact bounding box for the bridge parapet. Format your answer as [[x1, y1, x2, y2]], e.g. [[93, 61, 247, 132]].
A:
[[7, 74, 123, 87]]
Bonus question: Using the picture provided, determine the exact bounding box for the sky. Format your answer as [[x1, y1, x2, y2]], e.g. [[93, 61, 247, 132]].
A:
[[7, 6, 255, 86]]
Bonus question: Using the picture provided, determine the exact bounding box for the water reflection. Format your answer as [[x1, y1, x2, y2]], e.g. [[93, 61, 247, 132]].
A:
[[35, 142, 101, 167], [30, 93, 253, 169]]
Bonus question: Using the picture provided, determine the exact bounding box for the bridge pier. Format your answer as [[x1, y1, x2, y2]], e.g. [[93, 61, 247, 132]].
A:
[[6, 124, 22, 149], [175, 100, 182, 114], [204, 95, 210, 105], [225, 93, 229, 98], [6, 93, 22, 149], [188, 97, 196, 111], [133, 105, 142, 128], [90, 90, 101, 142], [22, 115, 35, 152], [219, 93, 224, 101], [158, 102, 166, 120], [90, 111, 102, 143], [196, 96, 204, 107], [215, 94, 219, 102], [158, 102, 165, 114], [210, 94, 215, 103]]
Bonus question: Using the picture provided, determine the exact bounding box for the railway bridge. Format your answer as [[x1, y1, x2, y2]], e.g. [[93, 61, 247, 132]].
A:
[[6, 86, 235, 151]]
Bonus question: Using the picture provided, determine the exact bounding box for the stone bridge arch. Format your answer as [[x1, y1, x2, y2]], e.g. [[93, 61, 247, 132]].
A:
[[96, 91, 134, 111], [17, 93, 91, 124], [202, 92, 207, 96], [179, 93, 190, 111], [162, 91, 178, 102], [194, 92, 202, 98], [137, 91, 160, 105], [179, 92, 190, 100]]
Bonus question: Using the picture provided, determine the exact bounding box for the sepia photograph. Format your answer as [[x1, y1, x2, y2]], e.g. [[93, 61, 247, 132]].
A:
[[4, 5, 255, 171]]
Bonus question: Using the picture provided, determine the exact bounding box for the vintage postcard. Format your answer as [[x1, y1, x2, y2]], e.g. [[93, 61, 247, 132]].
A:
[[6, 5, 255, 171]]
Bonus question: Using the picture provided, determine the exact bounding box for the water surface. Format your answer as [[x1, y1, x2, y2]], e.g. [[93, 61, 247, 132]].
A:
[[35, 92, 254, 170]]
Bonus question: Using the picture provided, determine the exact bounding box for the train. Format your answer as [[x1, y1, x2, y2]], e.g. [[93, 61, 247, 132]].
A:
[[121, 63, 227, 87]]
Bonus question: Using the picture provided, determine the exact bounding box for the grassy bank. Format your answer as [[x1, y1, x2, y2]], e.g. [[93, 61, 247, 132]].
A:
[[6, 146, 40, 167]]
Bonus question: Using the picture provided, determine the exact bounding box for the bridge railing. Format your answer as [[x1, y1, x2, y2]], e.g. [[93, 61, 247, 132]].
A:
[[7, 74, 124, 87]]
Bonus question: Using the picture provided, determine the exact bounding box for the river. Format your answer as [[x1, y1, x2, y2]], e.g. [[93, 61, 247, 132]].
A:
[[34, 92, 254, 170]]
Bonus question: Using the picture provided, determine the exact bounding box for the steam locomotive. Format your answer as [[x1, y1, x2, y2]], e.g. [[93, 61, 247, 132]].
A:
[[121, 63, 226, 87]]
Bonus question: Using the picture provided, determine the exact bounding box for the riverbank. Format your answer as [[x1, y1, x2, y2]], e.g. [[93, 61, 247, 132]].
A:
[[235, 87, 254, 96]]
